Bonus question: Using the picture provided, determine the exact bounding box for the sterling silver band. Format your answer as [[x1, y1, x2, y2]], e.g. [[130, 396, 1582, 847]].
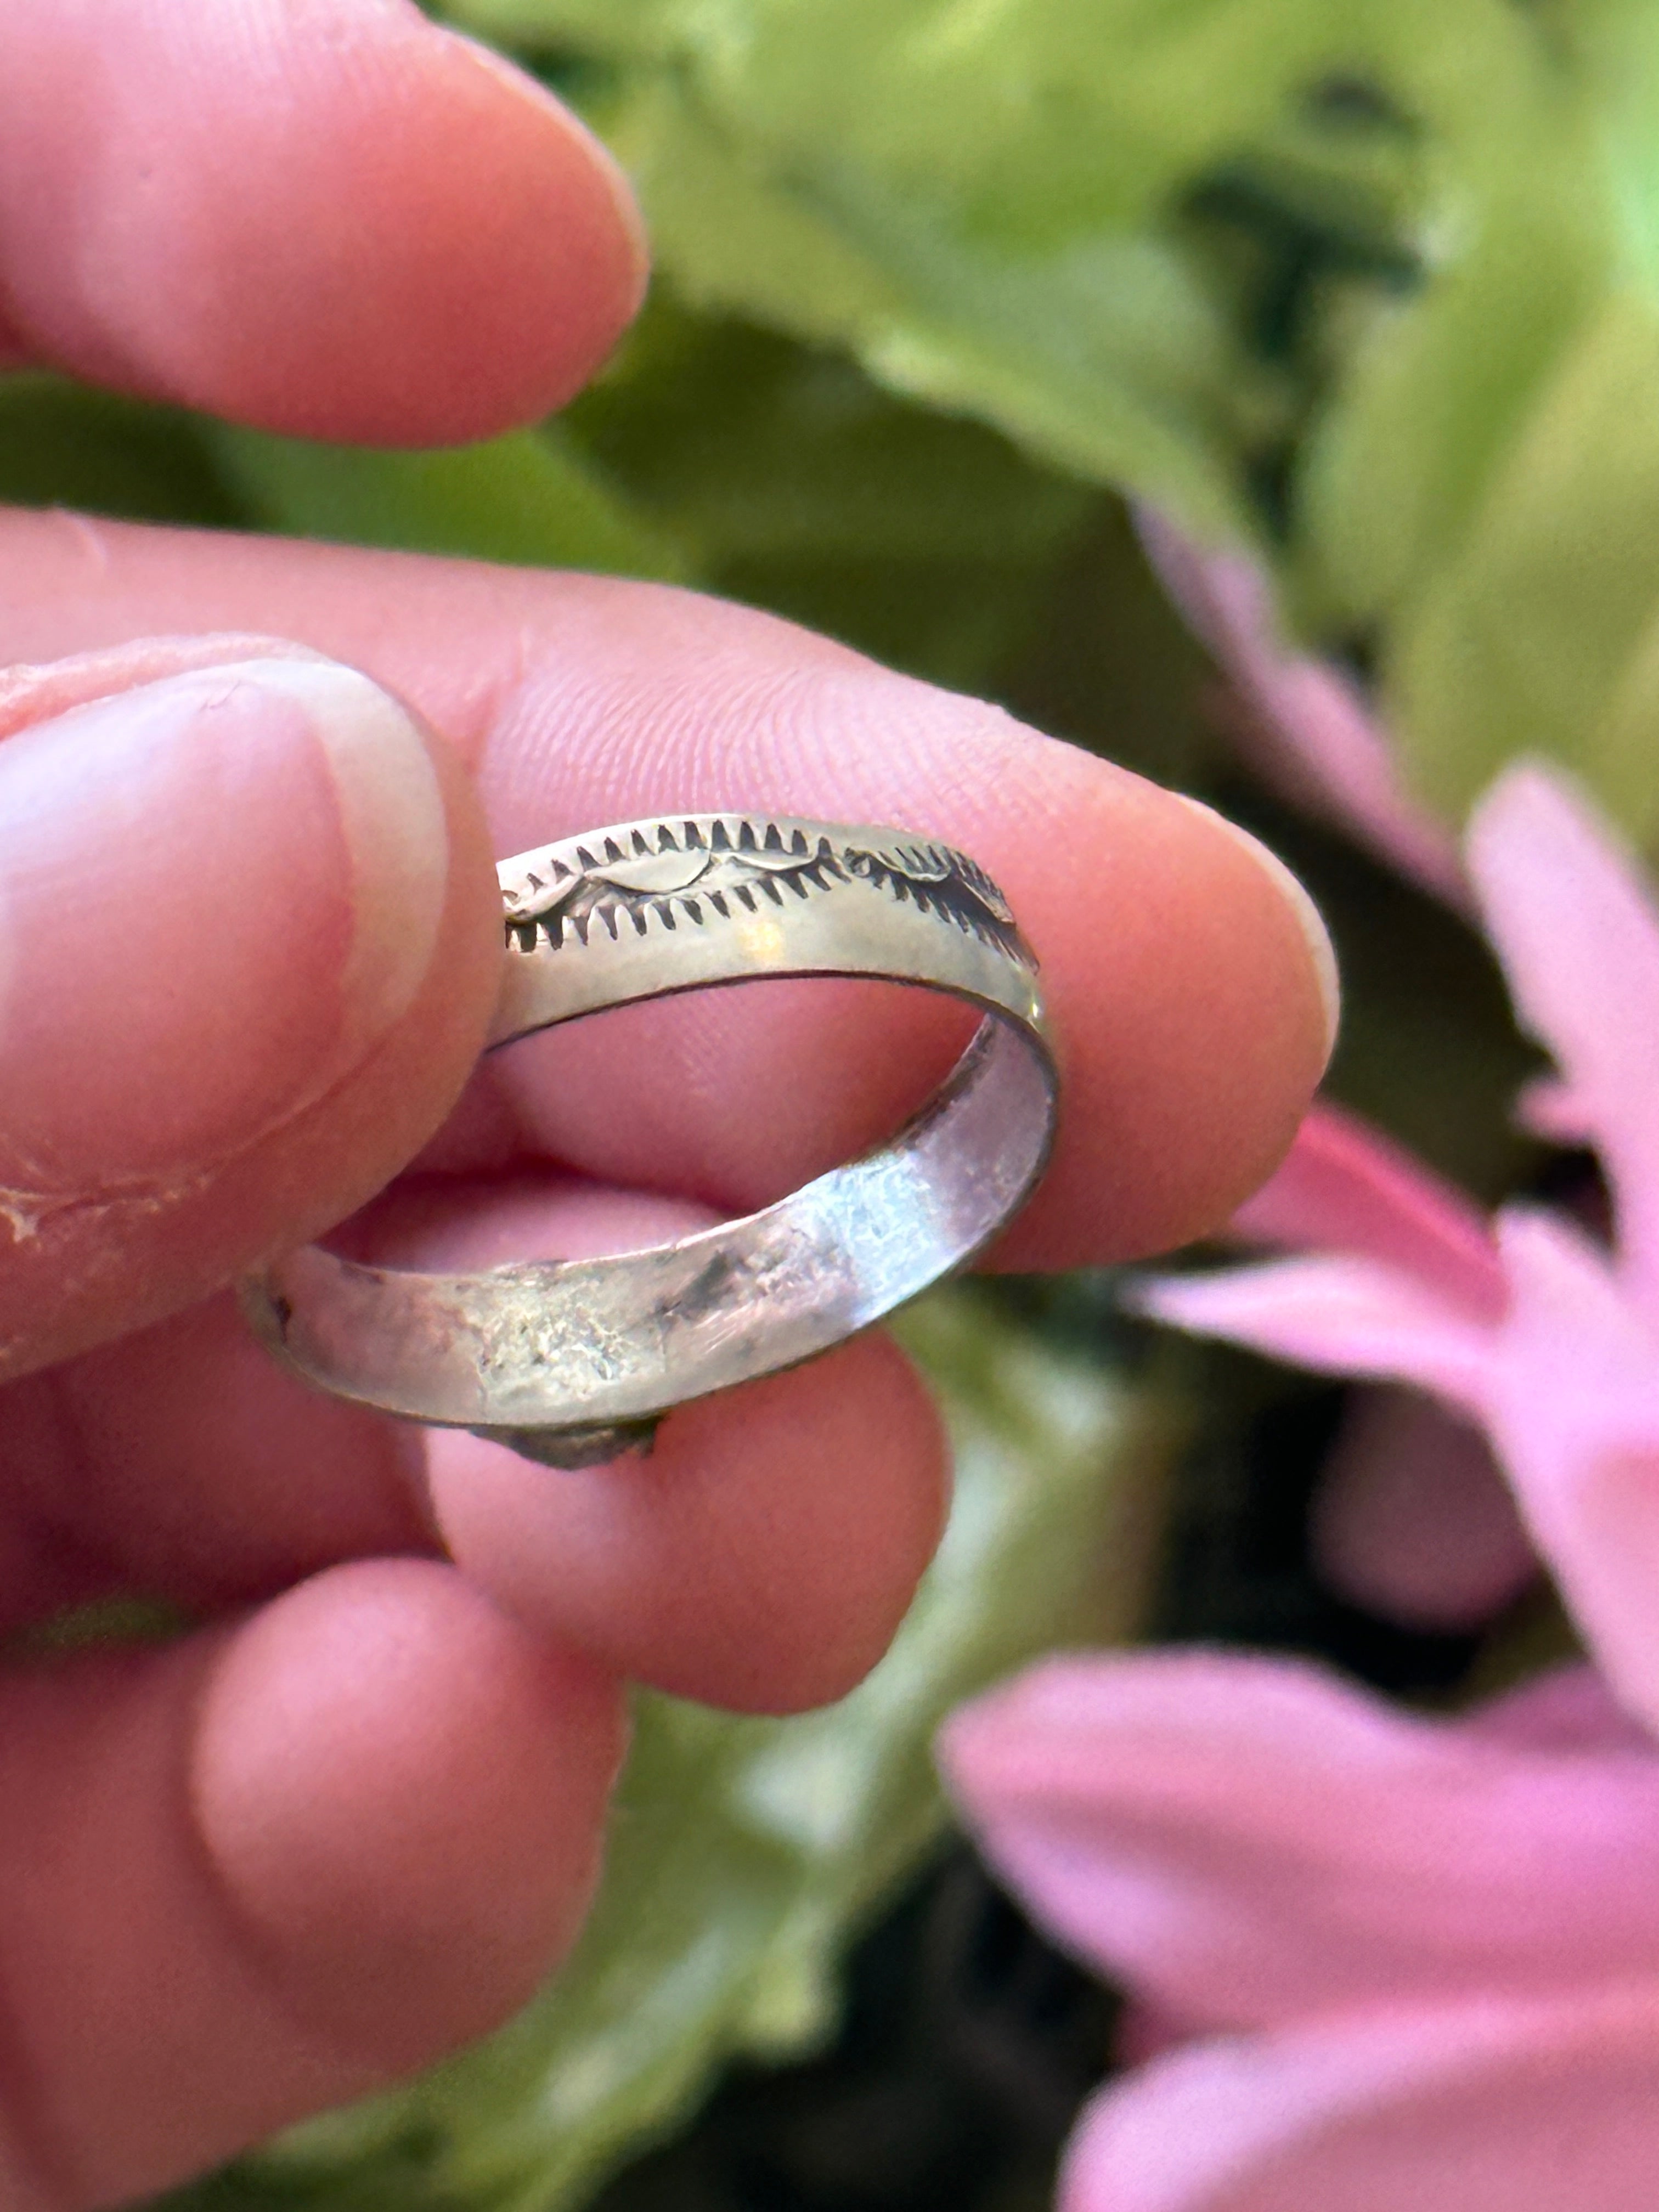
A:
[[242, 814, 1057, 1466]]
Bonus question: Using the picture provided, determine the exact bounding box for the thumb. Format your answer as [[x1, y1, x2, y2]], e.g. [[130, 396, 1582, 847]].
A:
[[0, 639, 500, 1378]]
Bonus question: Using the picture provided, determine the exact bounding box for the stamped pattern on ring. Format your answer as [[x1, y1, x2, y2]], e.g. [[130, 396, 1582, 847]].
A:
[[499, 816, 1032, 966]]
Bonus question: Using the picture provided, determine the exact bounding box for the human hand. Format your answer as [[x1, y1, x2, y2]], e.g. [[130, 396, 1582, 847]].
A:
[[0, 5, 1338, 2204]]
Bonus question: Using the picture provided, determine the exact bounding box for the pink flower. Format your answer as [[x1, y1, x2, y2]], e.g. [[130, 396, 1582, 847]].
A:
[[1139, 762, 1659, 1731], [1137, 514, 1468, 909], [1200, 1103, 1537, 1631], [938, 763, 1659, 2208], [941, 1656, 1659, 2211]]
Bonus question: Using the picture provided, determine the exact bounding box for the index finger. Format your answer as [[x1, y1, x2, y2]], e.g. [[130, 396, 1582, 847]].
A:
[[0, 512, 1336, 1273], [0, 0, 645, 442]]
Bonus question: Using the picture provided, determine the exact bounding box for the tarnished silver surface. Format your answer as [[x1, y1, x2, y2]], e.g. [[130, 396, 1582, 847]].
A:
[[243, 814, 1057, 1466]]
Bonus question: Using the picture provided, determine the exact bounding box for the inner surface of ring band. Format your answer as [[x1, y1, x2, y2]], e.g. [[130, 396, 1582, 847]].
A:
[[245, 814, 1056, 1449]]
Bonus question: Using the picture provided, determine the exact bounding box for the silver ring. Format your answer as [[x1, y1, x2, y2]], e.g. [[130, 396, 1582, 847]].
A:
[[242, 814, 1057, 1466]]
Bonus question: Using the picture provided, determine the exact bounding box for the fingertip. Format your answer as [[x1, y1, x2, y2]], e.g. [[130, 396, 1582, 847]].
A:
[[1172, 794, 1341, 1069], [428, 1331, 950, 1713], [0, 4, 647, 439], [191, 1558, 627, 2064], [995, 764, 1340, 1267], [444, 27, 652, 335]]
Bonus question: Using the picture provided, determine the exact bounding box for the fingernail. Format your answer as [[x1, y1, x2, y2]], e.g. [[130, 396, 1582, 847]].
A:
[[1175, 795, 1342, 1065], [0, 656, 448, 1190]]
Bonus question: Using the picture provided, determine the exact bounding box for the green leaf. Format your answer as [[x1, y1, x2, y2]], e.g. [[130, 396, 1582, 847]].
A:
[[209, 424, 689, 580], [441, 0, 1523, 550], [155, 1288, 1173, 2212], [566, 296, 1100, 689], [0, 374, 245, 527], [1384, 292, 1659, 833], [440, 0, 1659, 834]]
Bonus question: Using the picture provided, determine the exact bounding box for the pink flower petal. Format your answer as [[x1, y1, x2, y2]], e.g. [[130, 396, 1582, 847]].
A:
[[1310, 1387, 1536, 1630], [1231, 1103, 1505, 1320], [1467, 764, 1659, 1314], [1465, 1665, 1642, 1756], [939, 1651, 1659, 2030], [1064, 1985, 1659, 2212], [1136, 512, 1468, 906], [1130, 1254, 1494, 1411], [1483, 1209, 1659, 1734]]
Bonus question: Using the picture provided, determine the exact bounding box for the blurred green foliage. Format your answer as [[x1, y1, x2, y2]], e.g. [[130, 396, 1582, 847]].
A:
[[567, 301, 1097, 691], [0, 378, 243, 527], [211, 421, 689, 583], [447, 0, 1659, 836]]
